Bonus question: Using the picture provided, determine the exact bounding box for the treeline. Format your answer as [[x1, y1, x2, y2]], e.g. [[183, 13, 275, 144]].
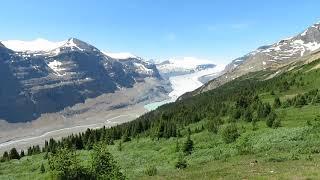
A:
[[1, 59, 320, 162]]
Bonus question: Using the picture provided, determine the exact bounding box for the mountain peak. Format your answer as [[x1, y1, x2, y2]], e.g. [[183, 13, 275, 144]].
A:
[[0, 41, 5, 48], [56, 38, 99, 53]]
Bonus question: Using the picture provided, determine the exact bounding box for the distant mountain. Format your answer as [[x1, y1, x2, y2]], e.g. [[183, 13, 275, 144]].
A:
[[184, 22, 320, 97], [0, 38, 161, 122], [156, 57, 217, 78]]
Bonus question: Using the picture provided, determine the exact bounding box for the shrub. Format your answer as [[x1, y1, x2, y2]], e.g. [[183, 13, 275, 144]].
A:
[[222, 124, 240, 144], [175, 156, 187, 169], [182, 130, 194, 155], [207, 118, 221, 134], [266, 111, 277, 128], [40, 163, 45, 173], [48, 148, 92, 179], [91, 143, 125, 180], [273, 97, 281, 108], [144, 165, 157, 176]]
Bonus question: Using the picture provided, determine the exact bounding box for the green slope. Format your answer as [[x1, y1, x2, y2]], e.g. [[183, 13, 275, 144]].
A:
[[1, 58, 320, 179]]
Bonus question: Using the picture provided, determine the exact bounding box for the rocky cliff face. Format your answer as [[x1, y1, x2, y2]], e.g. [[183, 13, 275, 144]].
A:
[[0, 38, 161, 122], [186, 22, 320, 97]]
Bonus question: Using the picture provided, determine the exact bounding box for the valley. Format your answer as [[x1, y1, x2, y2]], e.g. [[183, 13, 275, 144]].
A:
[[1, 3, 320, 179]]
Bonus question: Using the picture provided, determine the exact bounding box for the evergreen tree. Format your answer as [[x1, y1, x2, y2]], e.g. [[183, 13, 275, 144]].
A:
[[91, 143, 125, 180], [273, 97, 281, 108], [20, 150, 25, 158], [175, 139, 180, 152], [2, 151, 9, 161], [222, 123, 240, 144], [40, 163, 46, 173], [266, 111, 277, 128], [117, 141, 123, 152], [182, 129, 194, 155], [9, 148, 20, 160]]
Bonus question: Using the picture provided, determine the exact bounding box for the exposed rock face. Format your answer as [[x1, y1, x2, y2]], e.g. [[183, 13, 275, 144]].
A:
[[186, 22, 320, 97], [0, 38, 161, 122]]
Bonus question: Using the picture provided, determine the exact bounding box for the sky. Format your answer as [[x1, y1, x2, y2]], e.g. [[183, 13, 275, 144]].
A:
[[0, 0, 320, 64]]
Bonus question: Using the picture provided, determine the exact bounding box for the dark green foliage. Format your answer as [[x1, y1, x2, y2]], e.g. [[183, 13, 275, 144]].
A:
[[144, 165, 157, 176], [257, 102, 271, 118], [183, 129, 194, 155], [9, 148, 20, 160], [2, 151, 9, 162], [222, 124, 240, 144], [294, 94, 307, 107], [175, 139, 180, 152], [207, 117, 222, 134], [40, 163, 45, 173], [243, 110, 253, 122], [20, 150, 25, 158], [266, 111, 277, 128], [91, 143, 125, 180], [273, 97, 281, 108], [175, 155, 187, 169], [117, 141, 122, 151], [121, 130, 131, 142], [48, 148, 92, 180]]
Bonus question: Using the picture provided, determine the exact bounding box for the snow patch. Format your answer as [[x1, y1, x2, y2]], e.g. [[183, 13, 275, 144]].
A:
[[2, 38, 66, 52], [48, 60, 66, 76], [103, 51, 137, 59]]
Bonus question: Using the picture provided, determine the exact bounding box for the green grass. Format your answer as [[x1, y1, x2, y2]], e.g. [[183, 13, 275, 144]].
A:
[[1, 60, 320, 179], [1, 103, 320, 179]]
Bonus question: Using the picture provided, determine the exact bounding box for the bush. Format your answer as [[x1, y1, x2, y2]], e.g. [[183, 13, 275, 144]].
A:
[[91, 143, 125, 180], [207, 118, 221, 134], [182, 130, 194, 155], [266, 111, 279, 128], [144, 165, 157, 176], [273, 97, 281, 108], [48, 148, 92, 179], [40, 163, 45, 173], [222, 124, 240, 143], [175, 156, 187, 169]]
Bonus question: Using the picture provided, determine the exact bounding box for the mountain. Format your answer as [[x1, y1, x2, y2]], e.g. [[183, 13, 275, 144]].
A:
[[156, 57, 217, 78], [0, 38, 161, 122], [184, 22, 320, 97]]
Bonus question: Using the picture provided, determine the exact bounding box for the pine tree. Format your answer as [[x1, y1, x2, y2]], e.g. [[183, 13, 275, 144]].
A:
[[9, 148, 20, 160], [40, 163, 45, 173], [273, 97, 281, 108], [117, 141, 122, 151], [175, 139, 180, 152], [91, 143, 125, 180], [183, 129, 194, 155], [2, 151, 9, 161], [20, 150, 25, 158]]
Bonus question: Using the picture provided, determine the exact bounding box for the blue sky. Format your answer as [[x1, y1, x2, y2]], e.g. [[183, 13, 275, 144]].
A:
[[0, 0, 320, 64]]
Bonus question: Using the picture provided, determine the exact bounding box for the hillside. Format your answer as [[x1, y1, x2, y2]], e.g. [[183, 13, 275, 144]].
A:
[[182, 22, 320, 99], [1, 55, 320, 179]]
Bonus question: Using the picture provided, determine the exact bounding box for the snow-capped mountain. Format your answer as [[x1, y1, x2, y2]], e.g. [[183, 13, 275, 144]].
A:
[[2, 38, 66, 52], [102, 52, 137, 60], [188, 21, 320, 96], [156, 57, 217, 78], [0, 38, 161, 123]]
